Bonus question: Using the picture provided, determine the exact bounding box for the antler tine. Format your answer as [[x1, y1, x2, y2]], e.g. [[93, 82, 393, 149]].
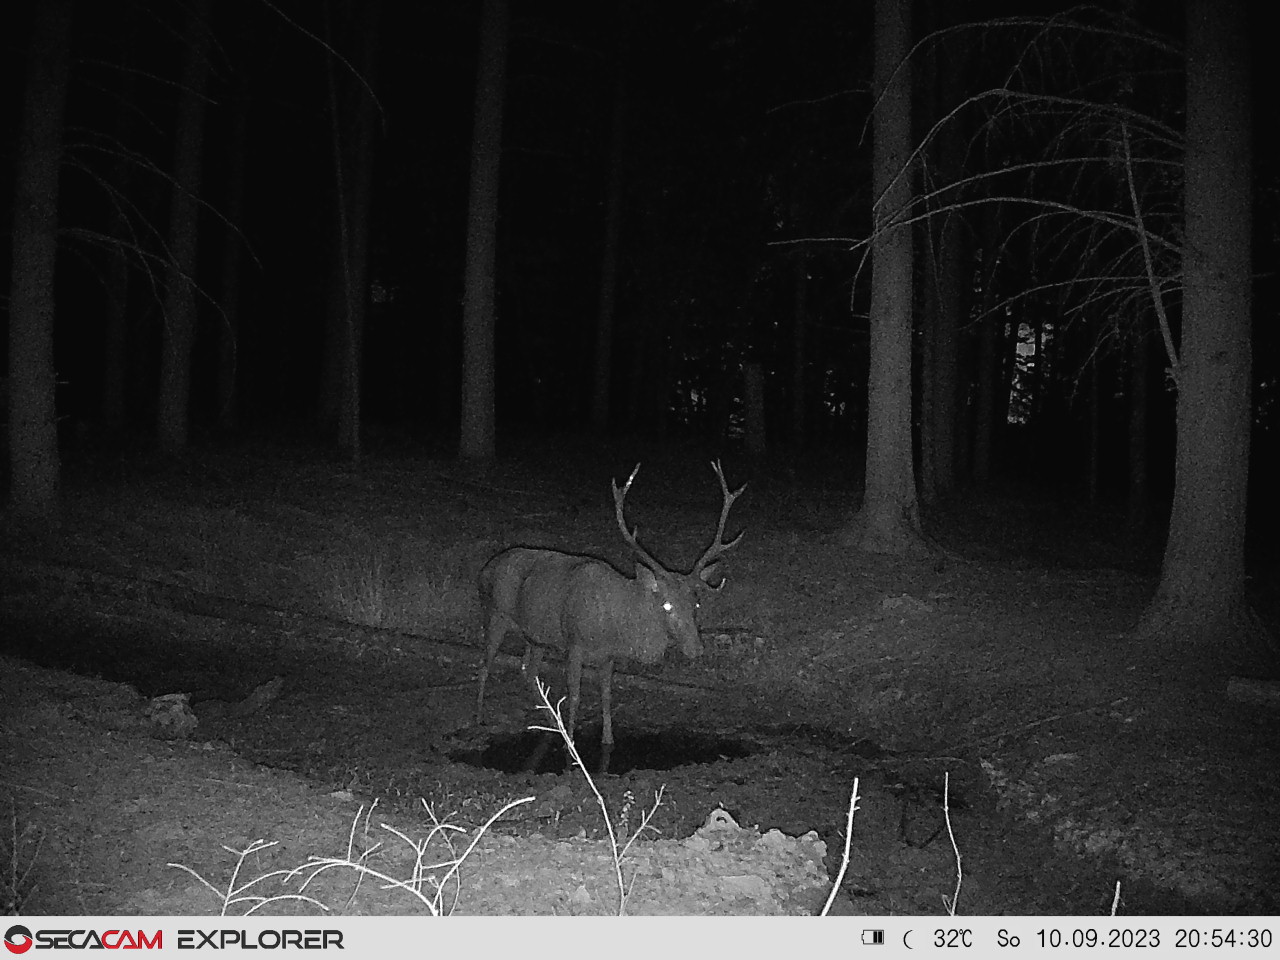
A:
[[692, 459, 747, 581], [612, 463, 663, 570]]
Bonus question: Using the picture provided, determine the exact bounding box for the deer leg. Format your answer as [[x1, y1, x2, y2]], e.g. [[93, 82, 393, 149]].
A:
[[600, 659, 614, 747], [475, 614, 508, 722], [521, 643, 545, 691], [565, 643, 584, 742], [598, 659, 614, 775]]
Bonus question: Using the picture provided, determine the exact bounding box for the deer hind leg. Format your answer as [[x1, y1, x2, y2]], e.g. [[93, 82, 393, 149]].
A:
[[475, 613, 509, 722], [599, 659, 615, 747], [598, 659, 615, 775]]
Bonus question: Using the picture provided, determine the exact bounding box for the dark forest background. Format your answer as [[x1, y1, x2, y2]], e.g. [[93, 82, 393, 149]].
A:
[[2, 0, 1275, 648]]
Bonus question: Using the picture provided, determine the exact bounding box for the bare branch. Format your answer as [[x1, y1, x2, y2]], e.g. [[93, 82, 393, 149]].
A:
[[1122, 122, 1179, 380]]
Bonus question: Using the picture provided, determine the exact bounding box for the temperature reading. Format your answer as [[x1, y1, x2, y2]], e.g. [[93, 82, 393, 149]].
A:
[[934, 929, 974, 948]]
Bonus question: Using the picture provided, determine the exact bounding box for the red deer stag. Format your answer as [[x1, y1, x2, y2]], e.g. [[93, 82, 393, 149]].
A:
[[475, 461, 746, 766]]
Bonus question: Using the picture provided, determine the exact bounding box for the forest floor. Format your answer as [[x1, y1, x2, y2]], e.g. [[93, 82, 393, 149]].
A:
[[1, 435, 1277, 916]]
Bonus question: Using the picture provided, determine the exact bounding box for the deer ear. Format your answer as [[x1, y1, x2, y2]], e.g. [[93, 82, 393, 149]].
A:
[[697, 560, 724, 588], [635, 563, 659, 591]]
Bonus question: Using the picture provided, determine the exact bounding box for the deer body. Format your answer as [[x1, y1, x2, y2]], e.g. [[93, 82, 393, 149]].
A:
[[475, 462, 745, 762], [476, 548, 703, 747]]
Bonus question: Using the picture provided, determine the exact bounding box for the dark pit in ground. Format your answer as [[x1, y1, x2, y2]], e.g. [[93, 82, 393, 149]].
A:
[[450, 723, 890, 775], [452, 727, 759, 774]]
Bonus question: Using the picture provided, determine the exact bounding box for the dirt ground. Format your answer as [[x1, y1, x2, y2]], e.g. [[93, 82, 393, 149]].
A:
[[1, 440, 1277, 915]]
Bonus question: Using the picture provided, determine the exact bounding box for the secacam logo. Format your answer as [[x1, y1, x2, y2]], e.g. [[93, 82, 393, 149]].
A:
[[4, 926, 33, 956], [3, 928, 161, 952]]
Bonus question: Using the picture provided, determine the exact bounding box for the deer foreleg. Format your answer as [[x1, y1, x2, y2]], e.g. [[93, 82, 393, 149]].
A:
[[565, 644, 584, 740]]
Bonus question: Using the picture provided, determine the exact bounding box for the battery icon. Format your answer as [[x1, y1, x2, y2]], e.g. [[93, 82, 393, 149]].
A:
[[861, 930, 885, 945]]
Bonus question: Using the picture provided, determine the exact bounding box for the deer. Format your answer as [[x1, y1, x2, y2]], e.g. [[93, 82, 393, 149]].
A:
[[475, 461, 746, 767]]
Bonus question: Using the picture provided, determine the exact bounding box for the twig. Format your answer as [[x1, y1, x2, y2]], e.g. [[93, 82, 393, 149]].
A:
[[820, 778, 860, 916], [942, 772, 963, 916], [168, 840, 328, 916], [530, 679, 663, 916], [171, 793, 533, 916], [3, 801, 45, 913], [292, 795, 532, 915]]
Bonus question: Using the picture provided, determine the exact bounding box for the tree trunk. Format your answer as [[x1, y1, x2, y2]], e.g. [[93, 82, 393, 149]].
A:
[[1029, 315, 1046, 469], [459, 0, 509, 461], [216, 84, 250, 433], [972, 221, 1001, 484], [157, 0, 214, 454], [742, 362, 767, 456], [1126, 322, 1150, 529], [1136, 0, 1260, 655], [917, 4, 965, 506], [920, 211, 964, 505], [591, 33, 628, 432], [937, 218, 964, 494], [1087, 351, 1100, 505], [845, 0, 926, 555], [320, 236, 342, 432], [102, 6, 140, 435], [790, 255, 808, 445], [7, 0, 72, 518], [324, 1, 379, 462], [654, 318, 675, 438]]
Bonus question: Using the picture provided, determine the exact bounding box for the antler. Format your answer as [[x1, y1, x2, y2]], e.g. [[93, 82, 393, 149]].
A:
[[691, 460, 747, 587], [612, 463, 664, 571]]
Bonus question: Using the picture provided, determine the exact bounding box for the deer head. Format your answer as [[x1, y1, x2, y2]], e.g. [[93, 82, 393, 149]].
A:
[[611, 460, 747, 657]]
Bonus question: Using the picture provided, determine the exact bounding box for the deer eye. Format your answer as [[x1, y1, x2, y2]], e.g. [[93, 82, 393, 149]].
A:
[[662, 600, 674, 613]]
